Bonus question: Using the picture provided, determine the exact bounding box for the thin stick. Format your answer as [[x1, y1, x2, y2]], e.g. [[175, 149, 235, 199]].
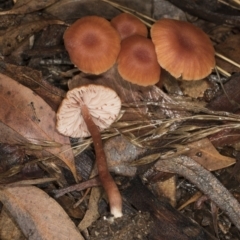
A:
[[215, 52, 240, 70], [156, 155, 240, 231], [218, 0, 240, 10], [73, 188, 91, 208], [215, 66, 231, 77], [53, 177, 100, 198]]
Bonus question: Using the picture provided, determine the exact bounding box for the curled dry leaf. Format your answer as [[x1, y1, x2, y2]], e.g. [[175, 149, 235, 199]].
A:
[[0, 185, 84, 240], [78, 187, 101, 231], [186, 138, 236, 171], [0, 207, 25, 240], [0, 0, 59, 15], [0, 63, 65, 111], [0, 19, 65, 56], [0, 73, 77, 181]]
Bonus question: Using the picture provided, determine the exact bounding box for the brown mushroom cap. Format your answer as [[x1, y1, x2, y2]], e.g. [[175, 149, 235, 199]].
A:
[[117, 35, 161, 86], [111, 13, 148, 40], [56, 84, 121, 138], [151, 18, 215, 80], [63, 16, 121, 75]]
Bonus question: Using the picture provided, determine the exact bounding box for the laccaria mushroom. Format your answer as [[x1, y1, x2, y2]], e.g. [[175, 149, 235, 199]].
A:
[[56, 84, 122, 218], [151, 18, 215, 80], [111, 13, 148, 40], [117, 35, 161, 86], [63, 16, 121, 75]]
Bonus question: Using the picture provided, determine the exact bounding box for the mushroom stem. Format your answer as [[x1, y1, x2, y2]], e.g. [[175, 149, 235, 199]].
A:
[[80, 104, 123, 218]]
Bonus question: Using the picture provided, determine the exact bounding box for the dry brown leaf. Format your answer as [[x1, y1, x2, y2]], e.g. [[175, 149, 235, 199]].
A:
[[0, 207, 26, 240], [186, 138, 236, 171], [78, 187, 101, 231], [153, 176, 176, 207], [0, 0, 59, 15], [0, 19, 65, 55], [177, 191, 203, 211], [0, 185, 84, 240], [0, 73, 77, 181], [0, 63, 65, 111]]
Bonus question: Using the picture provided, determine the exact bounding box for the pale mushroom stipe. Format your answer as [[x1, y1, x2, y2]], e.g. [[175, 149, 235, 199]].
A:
[[56, 84, 123, 218], [63, 16, 121, 75], [151, 18, 216, 80]]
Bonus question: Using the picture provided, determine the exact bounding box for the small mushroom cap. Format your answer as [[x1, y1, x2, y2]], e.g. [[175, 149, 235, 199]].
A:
[[151, 18, 215, 80], [111, 13, 148, 40], [64, 16, 121, 75], [56, 85, 121, 138], [117, 35, 161, 86]]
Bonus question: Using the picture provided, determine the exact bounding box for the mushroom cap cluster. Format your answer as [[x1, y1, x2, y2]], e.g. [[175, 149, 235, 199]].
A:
[[56, 84, 121, 138], [151, 18, 215, 80], [63, 15, 215, 84]]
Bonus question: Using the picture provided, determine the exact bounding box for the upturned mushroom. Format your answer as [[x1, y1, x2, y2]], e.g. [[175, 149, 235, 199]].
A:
[[63, 16, 121, 75], [56, 84, 122, 218], [151, 18, 215, 80], [111, 13, 148, 40], [117, 35, 161, 86]]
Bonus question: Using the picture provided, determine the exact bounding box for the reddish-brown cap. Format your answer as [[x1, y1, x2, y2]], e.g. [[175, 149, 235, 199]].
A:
[[111, 13, 148, 40], [117, 35, 161, 86], [64, 16, 121, 75], [56, 84, 121, 138], [151, 19, 215, 80]]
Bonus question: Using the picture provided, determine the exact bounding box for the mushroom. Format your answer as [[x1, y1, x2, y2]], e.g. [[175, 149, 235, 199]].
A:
[[111, 13, 148, 40], [117, 35, 161, 86], [63, 16, 121, 75], [151, 18, 215, 80], [56, 84, 122, 218]]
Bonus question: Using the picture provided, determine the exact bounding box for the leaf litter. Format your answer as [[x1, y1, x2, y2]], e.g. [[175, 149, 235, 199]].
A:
[[0, 73, 77, 181], [0, 0, 240, 239]]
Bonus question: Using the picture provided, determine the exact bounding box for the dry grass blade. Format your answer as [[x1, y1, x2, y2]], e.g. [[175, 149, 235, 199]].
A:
[[0, 156, 52, 182], [72, 100, 240, 156], [218, 0, 240, 10], [3, 178, 57, 187], [130, 153, 161, 166], [130, 145, 189, 166], [102, 0, 156, 22], [0, 0, 60, 15], [71, 138, 93, 156], [101, 0, 152, 27], [215, 52, 240, 69], [215, 66, 231, 77]]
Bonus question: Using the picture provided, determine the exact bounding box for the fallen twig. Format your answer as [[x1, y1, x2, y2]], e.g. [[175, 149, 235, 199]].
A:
[[53, 177, 100, 198], [155, 155, 240, 230]]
